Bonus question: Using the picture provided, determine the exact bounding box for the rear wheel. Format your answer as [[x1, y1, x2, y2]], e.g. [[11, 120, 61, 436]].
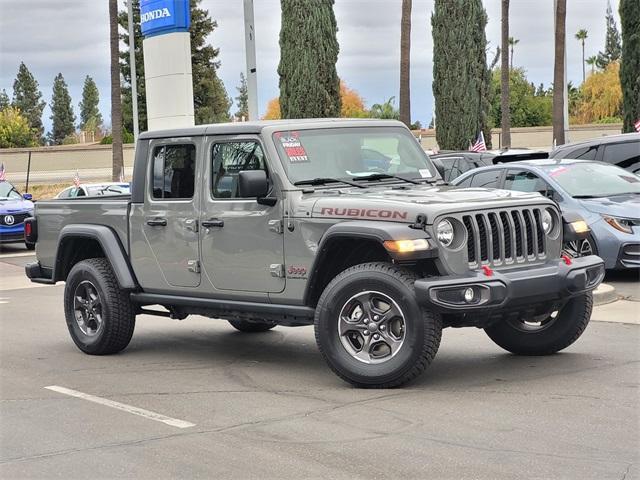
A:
[[484, 293, 593, 355], [25, 242, 35, 251], [228, 319, 277, 333], [314, 262, 442, 388], [64, 258, 135, 355]]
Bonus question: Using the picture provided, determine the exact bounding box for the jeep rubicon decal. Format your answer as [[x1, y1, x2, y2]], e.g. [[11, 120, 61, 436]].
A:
[[319, 207, 408, 220]]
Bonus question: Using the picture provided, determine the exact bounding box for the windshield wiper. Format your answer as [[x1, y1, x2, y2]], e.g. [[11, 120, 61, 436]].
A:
[[293, 177, 365, 189], [351, 173, 421, 185]]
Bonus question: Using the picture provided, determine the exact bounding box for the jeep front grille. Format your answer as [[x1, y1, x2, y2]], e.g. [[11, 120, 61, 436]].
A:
[[463, 208, 546, 267]]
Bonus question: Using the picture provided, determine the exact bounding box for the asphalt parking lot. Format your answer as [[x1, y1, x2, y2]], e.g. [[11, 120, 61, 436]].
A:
[[1, 245, 639, 479]]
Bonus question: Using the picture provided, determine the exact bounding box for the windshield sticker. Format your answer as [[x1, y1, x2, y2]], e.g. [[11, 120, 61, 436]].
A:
[[548, 166, 569, 176], [277, 132, 310, 164], [419, 169, 433, 178]]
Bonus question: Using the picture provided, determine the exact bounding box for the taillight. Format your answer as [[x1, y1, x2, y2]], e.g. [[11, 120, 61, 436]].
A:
[[25, 222, 32, 236], [24, 217, 37, 243]]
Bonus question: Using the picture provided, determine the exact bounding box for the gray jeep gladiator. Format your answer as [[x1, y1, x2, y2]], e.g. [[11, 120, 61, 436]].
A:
[[25, 119, 605, 388]]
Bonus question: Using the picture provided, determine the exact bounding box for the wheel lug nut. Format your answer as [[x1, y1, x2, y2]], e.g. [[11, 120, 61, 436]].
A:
[[380, 325, 386, 330], [363, 318, 369, 324], [374, 315, 379, 321], [373, 334, 380, 340], [363, 330, 370, 336]]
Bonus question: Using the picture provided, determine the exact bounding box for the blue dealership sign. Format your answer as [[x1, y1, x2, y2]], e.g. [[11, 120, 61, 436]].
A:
[[140, 0, 190, 37]]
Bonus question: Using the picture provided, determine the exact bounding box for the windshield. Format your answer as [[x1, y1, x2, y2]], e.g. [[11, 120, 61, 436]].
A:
[[86, 184, 130, 196], [272, 127, 437, 185], [0, 181, 22, 200], [541, 162, 640, 197]]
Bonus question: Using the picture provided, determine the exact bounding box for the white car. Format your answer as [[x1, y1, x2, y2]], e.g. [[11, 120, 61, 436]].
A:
[[56, 183, 130, 198]]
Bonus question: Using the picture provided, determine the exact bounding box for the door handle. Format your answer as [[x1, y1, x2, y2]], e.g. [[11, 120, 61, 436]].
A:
[[146, 218, 167, 227], [201, 218, 224, 228]]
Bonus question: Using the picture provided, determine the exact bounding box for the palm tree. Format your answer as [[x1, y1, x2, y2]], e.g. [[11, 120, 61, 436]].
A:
[[553, 0, 567, 146], [586, 55, 598, 75], [370, 97, 400, 120], [501, 0, 511, 148], [109, 0, 123, 181], [508, 36, 519, 70], [575, 29, 588, 83], [399, 0, 412, 127]]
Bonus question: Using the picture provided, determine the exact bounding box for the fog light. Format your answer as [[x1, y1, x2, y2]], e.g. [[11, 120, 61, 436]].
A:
[[464, 288, 475, 303]]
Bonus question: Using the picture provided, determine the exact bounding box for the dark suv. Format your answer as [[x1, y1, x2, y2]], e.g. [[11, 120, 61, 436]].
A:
[[549, 133, 640, 174]]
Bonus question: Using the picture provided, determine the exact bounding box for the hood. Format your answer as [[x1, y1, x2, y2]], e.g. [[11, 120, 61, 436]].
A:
[[0, 198, 34, 213], [307, 185, 549, 223], [579, 194, 640, 219]]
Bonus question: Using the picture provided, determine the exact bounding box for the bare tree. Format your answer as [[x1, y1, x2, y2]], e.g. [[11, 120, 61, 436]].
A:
[[553, 0, 567, 146], [399, 0, 412, 127], [109, 0, 123, 181], [501, 0, 511, 148]]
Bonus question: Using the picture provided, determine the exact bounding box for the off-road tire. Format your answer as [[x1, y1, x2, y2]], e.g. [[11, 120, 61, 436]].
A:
[[314, 262, 442, 388], [25, 242, 35, 251], [228, 319, 277, 333], [484, 293, 593, 355], [64, 258, 136, 355]]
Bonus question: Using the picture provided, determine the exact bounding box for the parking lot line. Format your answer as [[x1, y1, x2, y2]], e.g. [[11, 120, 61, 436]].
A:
[[44, 385, 196, 429]]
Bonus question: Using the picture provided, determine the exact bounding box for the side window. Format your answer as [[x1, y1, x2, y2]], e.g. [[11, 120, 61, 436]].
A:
[[456, 175, 473, 188], [75, 187, 86, 197], [211, 141, 266, 199], [151, 144, 196, 200], [569, 146, 598, 160], [602, 142, 640, 166], [504, 170, 548, 193], [470, 170, 501, 188], [58, 188, 71, 198]]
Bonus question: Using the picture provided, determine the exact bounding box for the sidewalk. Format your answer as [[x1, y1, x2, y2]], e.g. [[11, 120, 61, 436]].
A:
[[592, 299, 640, 325]]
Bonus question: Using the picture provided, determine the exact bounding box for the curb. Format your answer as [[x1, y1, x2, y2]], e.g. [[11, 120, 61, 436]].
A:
[[593, 283, 618, 306]]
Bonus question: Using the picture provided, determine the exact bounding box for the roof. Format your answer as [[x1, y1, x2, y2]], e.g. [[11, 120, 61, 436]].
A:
[[551, 132, 640, 151], [138, 118, 406, 140]]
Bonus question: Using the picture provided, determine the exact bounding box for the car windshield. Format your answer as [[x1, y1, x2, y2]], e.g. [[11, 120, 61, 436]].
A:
[[86, 184, 130, 196], [540, 162, 640, 197], [272, 127, 437, 185], [0, 181, 22, 200]]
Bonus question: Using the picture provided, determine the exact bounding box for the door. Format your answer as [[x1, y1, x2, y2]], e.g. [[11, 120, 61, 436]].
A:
[[140, 141, 201, 288], [200, 137, 285, 293]]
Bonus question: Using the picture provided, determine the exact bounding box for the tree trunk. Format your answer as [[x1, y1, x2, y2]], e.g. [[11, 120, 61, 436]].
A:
[[501, 0, 511, 148], [109, 0, 124, 181], [553, 0, 566, 146], [399, 0, 412, 127], [581, 40, 586, 83]]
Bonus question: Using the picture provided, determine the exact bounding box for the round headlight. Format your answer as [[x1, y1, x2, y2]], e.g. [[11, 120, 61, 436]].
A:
[[436, 219, 455, 247], [541, 209, 554, 234]]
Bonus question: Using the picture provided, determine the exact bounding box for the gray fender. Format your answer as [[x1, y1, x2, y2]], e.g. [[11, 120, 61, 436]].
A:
[[54, 224, 138, 290]]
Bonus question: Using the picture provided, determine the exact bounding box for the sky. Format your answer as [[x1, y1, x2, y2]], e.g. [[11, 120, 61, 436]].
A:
[[0, 0, 620, 133]]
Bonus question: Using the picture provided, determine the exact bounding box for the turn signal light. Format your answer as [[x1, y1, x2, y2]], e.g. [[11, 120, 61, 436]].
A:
[[383, 239, 430, 253], [570, 220, 590, 234]]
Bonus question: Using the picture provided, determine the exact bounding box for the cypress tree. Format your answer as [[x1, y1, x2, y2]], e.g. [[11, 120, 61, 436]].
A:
[[78, 75, 103, 130], [432, 0, 490, 149], [596, 1, 622, 69], [619, 0, 640, 133], [278, 0, 341, 118], [12, 62, 46, 143], [0, 89, 9, 110], [49, 73, 76, 144], [235, 72, 249, 121]]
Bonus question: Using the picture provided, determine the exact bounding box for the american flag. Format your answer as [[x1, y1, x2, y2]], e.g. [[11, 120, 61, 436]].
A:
[[73, 170, 80, 187], [0, 163, 5, 182], [634, 118, 640, 133], [469, 131, 487, 152]]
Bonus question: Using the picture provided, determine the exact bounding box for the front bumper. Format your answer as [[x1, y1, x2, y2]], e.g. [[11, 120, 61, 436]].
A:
[[415, 255, 605, 314], [0, 224, 25, 244], [616, 243, 640, 269]]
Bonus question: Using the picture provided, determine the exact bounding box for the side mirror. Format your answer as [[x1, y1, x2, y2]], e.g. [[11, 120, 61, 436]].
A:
[[22, 193, 33, 200], [238, 170, 269, 198]]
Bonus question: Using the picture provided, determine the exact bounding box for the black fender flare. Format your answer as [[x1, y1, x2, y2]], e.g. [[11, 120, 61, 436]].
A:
[[303, 220, 436, 304], [53, 224, 138, 290]]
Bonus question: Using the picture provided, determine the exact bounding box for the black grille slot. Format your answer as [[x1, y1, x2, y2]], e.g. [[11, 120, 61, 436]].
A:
[[499, 212, 512, 259], [488, 213, 500, 261], [0, 212, 29, 226], [463, 215, 476, 263], [523, 210, 534, 256], [511, 211, 523, 257], [533, 209, 545, 254], [475, 214, 488, 262]]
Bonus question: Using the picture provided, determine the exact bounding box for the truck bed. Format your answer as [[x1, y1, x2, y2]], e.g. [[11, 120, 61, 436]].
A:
[[34, 196, 131, 271]]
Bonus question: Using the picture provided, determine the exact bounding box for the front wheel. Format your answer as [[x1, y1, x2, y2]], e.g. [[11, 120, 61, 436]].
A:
[[484, 293, 593, 355], [314, 262, 442, 388]]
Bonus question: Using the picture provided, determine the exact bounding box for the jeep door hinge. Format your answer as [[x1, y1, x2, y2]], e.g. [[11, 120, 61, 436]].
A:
[[187, 260, 201, 273], [268, 219, 284, 234], [270, 263, 285, 278]]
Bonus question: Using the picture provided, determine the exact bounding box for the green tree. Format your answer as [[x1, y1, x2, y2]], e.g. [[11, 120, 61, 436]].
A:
[[12, 62, 46, 143], [234, 72, 249, 121], [78, 75, 103, 131], [49, 73, 76, 145], [490, 68, 552, 128], [0, 107, 38, 148], [575, 29, 588, 83], [596, 1, 622, 69], [369, 97, 400, 120], [278, 0, 341, 118], [619, 0, 640, 133], [0, 90, 10, 110], [432, 0, 490, 149], [586, 55, 598, 74]]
